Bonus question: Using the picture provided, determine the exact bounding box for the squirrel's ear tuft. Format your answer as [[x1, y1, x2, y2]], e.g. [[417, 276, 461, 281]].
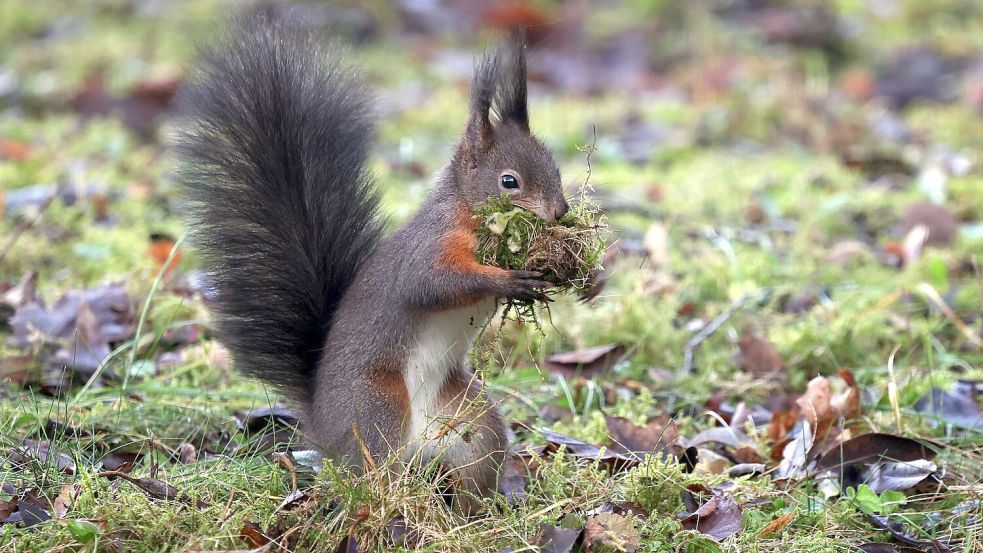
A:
[[467, 28, 529, 144], [468, 45, 498, 146], [495, 28, 529, 131]]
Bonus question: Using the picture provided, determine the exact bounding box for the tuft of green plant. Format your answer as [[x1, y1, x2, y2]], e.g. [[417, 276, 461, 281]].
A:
[[474, 193, 606, 321]]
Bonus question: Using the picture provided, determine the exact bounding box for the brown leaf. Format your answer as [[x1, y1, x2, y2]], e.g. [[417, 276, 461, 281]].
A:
[[767, 409, 798, 443], [543, 344, 626, 379], [758, 511, 796, 537], [385, 516, 422, 548], [680, 494, 743, 542], [796, 376, 834, 426], [240, 520, 270, 548], [52, 484, 79, 518], [0, 483, 17, 523], [96, 471, 201, 506], [605, 415, 678, 456], [816, 433, 938, 472], [737, 331, 784, 377]]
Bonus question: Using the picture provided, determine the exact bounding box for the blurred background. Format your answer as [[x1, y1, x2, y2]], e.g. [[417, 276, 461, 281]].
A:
[[2, 1, 983, 550]]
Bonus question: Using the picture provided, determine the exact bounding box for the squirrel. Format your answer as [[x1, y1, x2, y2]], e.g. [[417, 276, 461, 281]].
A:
[[175, 15, 568, 514]]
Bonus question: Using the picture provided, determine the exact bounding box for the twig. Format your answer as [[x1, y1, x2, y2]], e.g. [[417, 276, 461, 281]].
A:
[[681, 291, 763, 374]]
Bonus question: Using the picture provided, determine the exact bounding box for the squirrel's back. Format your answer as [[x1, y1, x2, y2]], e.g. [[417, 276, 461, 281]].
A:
[[174, 14, 383, 401]]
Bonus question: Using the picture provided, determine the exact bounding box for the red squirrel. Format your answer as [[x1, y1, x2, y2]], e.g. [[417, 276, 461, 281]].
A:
[[175, 15, 567, 513]]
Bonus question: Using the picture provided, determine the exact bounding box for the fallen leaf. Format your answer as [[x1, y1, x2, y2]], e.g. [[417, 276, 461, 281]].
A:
[[96, 470, 202, 506], [914, 387, 983, 431], [540, 429, 639, 472], [758, 511, 796, 537], [816, 433, 938, 471], [680, 494, 743, 542], [499, 455, 527, 505], [584, 501, 650, 519], [862, 459, 939, 494], [827, 240, 872, 267], [737, 331, 784, 377], [278, 489, 308, 511], [686, 426, 755, 450], [605, 415, 678, 457], [543, 344, 627, 379], [537, 524, 583, 553], [52, 484, 79, 518], [796, 376, 833, 426], [583, 512, 640, 552], [241, 519, 270, 548]]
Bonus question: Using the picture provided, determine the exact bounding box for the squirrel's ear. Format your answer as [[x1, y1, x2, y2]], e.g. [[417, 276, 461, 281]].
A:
[[467, 45, 498, 149], [466, 28, 529, 146], [495, 28, 529, 131]]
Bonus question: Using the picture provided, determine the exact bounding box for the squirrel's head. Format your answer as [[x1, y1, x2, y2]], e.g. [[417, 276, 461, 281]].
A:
[[453, 30, 568, 222]]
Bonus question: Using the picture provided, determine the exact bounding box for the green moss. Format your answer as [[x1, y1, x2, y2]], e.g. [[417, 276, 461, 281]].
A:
[[474, 193, 606, 321]]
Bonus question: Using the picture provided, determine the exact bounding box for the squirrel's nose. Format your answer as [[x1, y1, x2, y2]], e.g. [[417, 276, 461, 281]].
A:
[[553, 200, 569, 221]]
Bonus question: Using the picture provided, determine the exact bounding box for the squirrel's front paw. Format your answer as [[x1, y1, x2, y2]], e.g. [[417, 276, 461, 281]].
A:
[[502, 270, 552, 303]]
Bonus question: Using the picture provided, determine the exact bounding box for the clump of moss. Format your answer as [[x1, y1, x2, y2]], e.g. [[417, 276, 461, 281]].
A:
[[474, 192, 606, 320]]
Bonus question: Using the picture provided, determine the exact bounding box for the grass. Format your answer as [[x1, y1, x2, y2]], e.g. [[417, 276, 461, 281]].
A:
[[2, 1, 983, 552]]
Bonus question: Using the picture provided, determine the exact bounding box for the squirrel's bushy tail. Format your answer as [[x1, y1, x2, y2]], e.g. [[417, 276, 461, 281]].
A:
[[175, 15, 382, 402]]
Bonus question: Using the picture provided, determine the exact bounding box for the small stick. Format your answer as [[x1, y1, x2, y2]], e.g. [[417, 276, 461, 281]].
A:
[[681, 292, 763, 374]]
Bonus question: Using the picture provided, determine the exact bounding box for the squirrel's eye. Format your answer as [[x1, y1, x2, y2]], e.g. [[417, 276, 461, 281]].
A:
[[500, 174, 519, 189]]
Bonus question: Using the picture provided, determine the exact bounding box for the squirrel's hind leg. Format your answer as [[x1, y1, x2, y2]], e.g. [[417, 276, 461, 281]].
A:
[[430, 368, 509, 516]]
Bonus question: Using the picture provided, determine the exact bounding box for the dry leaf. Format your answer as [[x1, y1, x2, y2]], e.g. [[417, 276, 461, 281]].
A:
[[758, 511, 796, 537], [737, 331, 784, 377], [680, 494, 743, 542], [543, 344, 626, 379]]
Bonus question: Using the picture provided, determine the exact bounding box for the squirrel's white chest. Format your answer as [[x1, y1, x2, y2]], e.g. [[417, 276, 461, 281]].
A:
[[402, 299, 496, 450]]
